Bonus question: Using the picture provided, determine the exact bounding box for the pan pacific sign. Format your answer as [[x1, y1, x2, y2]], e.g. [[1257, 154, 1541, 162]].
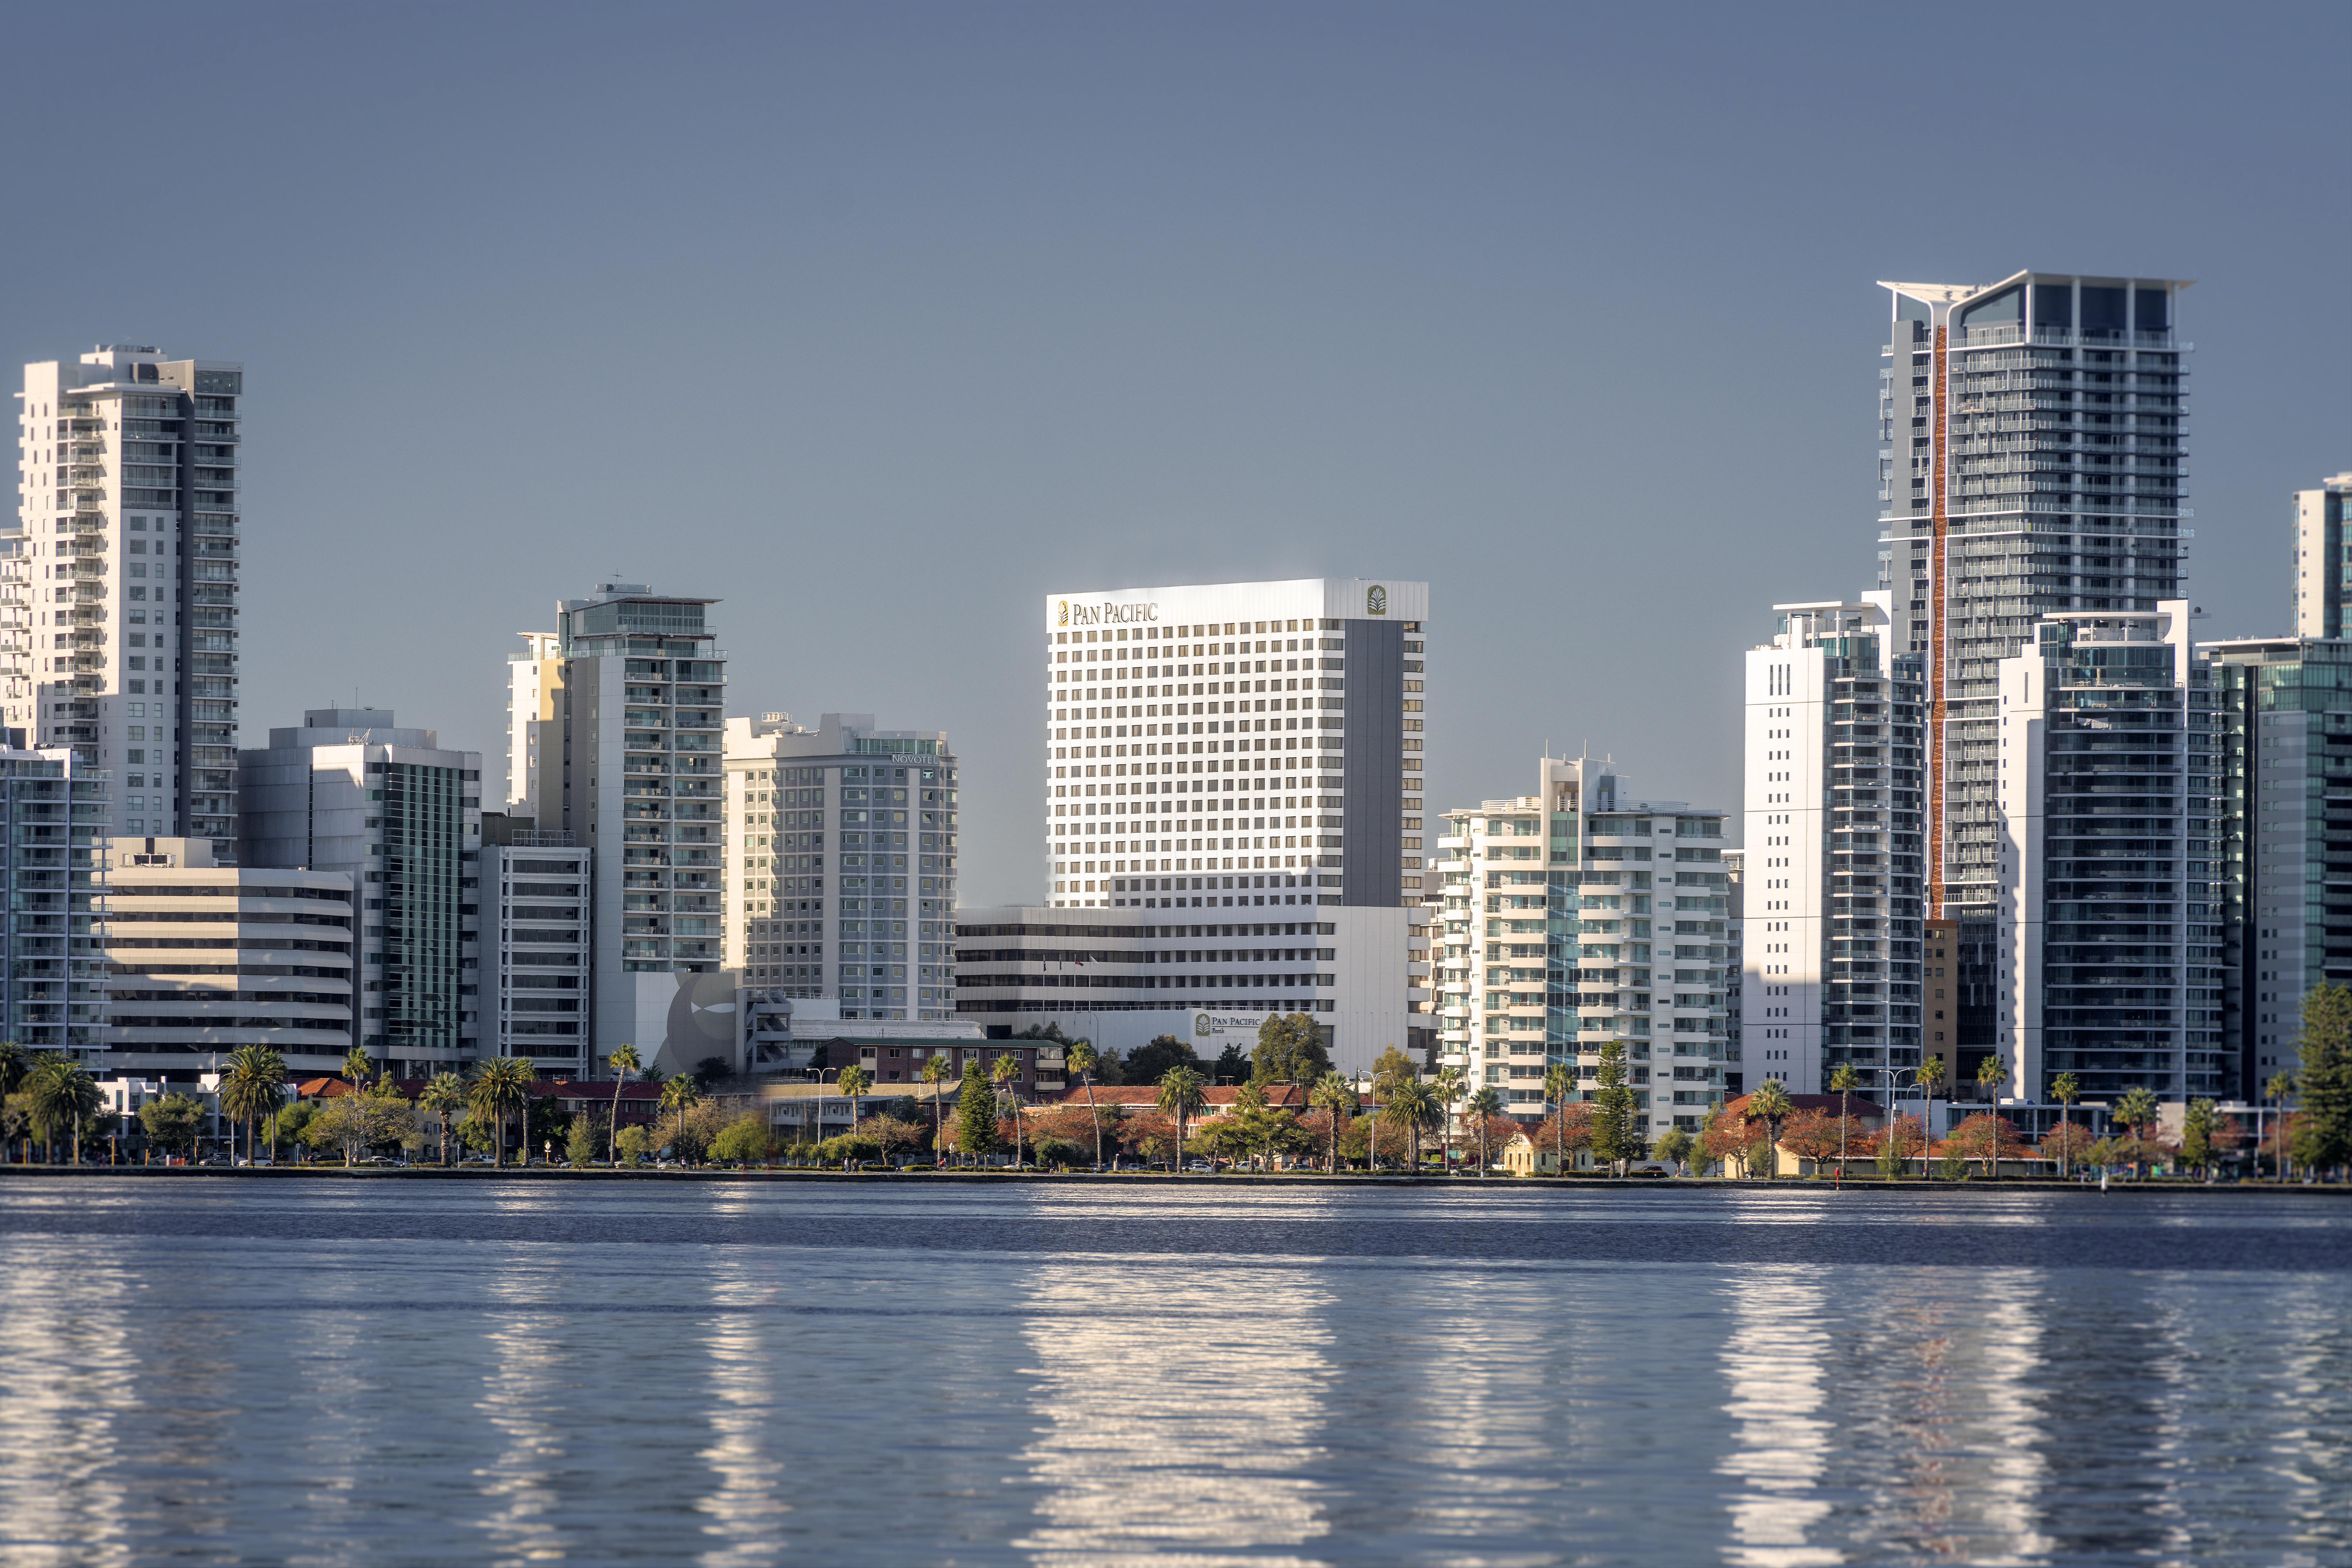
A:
[[1192, 1012, 1267, 1040], [1061, 599, 1160, 629]]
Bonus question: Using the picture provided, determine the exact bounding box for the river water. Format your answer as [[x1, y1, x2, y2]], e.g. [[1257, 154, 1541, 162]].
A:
[[0, 1179, 2345, 1567]]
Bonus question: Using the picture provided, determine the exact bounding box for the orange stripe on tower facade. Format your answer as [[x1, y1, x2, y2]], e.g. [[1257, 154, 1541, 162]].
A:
[[1927, 322, 1949, 917]]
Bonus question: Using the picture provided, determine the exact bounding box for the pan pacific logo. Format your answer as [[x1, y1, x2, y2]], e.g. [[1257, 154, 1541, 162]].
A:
[[1057, 601, 1069, 627], [1367, 584, 1387, 616], [1194, 1012, 1212, 1036]]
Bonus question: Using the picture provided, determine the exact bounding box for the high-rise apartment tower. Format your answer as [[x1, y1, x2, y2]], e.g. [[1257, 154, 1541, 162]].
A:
[[2291, 472, 2352, 639], [1875, 275, 2191, 924], [12, 346, 242, 850], [508, 585, 726, 1053]]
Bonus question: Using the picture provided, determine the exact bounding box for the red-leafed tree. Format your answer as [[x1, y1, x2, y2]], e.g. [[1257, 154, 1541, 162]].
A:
[[2039, 1120, 2096, 1178], [1947, 1111, 2030, 1179]]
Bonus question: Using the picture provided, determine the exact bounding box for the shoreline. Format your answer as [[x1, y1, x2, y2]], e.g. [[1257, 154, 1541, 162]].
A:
[[1, 1165, 2341, 1193]]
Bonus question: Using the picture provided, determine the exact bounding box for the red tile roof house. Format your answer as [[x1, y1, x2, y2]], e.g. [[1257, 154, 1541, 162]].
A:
[[1716, 1092, 1888, 1178]]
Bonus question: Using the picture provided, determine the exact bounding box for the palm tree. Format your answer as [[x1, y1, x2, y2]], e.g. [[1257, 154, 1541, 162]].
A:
[[420, 1072, 465, 1166], [1974, 1056, 2011, 1178], [921, 1051, 957, 1165], [1828, 1063, 1861, 1179], [2051, 1071, 2082, 1179], [25, 1054, 99, 1164], [1431, 1064, 1466, 1174], [1543, 1062, 1577, 1175], [659, 1074, 701, 1164], [1309, 1071, 1354, 1172], [1381, 1078, 1443, 1173], [468, 1058, 535, 1168], [2113, 1085, 2159, 1180], [984, 1057, 1026, 1166], [1464, 1086, 1503, 1175], [221, 1044, 287, 1166], [1156, 1065, 1207, 1173], [604, 1044, 642, 1165], [1915, 1055, 1950, 1179], [838, 1065, 873, 1138], [1748, 1079, 1795, 1181], [1065, 1041, 1104, 1168], [343, 1045, 374, 1093], [2266, 1071, 2295, 1182]]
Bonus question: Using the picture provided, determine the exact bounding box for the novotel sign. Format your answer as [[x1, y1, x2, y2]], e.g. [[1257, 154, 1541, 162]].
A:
[[1057, 599, 1160, 628]]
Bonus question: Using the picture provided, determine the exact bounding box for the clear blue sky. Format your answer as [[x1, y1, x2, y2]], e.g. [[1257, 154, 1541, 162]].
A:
[[4, 2, 2345, 901]]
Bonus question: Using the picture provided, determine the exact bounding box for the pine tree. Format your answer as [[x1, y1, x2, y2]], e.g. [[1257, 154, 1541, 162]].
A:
[[955, 1067, 1002, 1166], [1590, 1042, 1644, 1175], [2294, 981, 2352, 1177]]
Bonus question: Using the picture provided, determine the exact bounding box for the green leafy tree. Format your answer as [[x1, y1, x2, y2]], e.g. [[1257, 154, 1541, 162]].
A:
[[710, 1113, 773, 1165], [139, 1092, 204, 1159], [615, 1124, 654, 1166], [565, 1113, 601, 1167], [990, 1056, 1025, 1165], [1157, 1066, 1208, 1172], [1251, 1013, 1331, 1086], [1653, 1125, 1694, 1175], [0, 1041, 28, 1165], [220, 1043, 288, 1165], [1464, 1086, 1504, 1175], [604, 1044, 642, 1163], [1590, 1043, 1646, 1175], [1828, 1063, 1862, 1177], [1369, 1045, 1421, 1095], [921, 1051, 959, 1163], [658, 1074, 702, 1163], [1211, 1042, 1251, 1083], [1125, 1035, 1202, 1085], [469, 1058, 536, 1168], [955, 1065, 1000, 1165], [24, 1055, 100, 1164], [2050, 1072, 2083, 1178], [2179, 1097, 2220, 1179], [1309, 1071, 1355, 1172], [1746, 1079, 1795, 1182], [1064, 1041, 1105, 1167], [307, 1091, 414, 1165], [2293, 981, 2352, 1178], [420, 1073, 466, 1166]]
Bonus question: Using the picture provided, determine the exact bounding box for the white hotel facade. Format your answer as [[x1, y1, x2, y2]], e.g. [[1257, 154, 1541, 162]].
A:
[[953, 577, 1430, 1073]]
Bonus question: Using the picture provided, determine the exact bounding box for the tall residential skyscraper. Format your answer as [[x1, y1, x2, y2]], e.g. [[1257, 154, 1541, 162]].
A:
[[239, 710, 483, 1073], [1995, 605, 2218, 1103], [504, 631, 561, 815], [2204, 635, 2352, 1100], [1740, 597, 1926, 1096], [2290, 472, 2352, 639], [1041, 578, 1428, 912], [1875, 275, 2191, 926], [11, 346, 242, 850], [725, 711, 959, 1023], [507, 584, 726, 1053]]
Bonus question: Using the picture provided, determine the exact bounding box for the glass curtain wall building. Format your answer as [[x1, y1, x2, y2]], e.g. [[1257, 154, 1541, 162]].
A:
[[0, 746, 108, 1056], [2204, 636, 2352, 1101]]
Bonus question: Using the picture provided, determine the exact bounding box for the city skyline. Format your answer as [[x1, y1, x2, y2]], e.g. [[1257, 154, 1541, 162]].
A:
[[3, 5, 2343, 908]]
